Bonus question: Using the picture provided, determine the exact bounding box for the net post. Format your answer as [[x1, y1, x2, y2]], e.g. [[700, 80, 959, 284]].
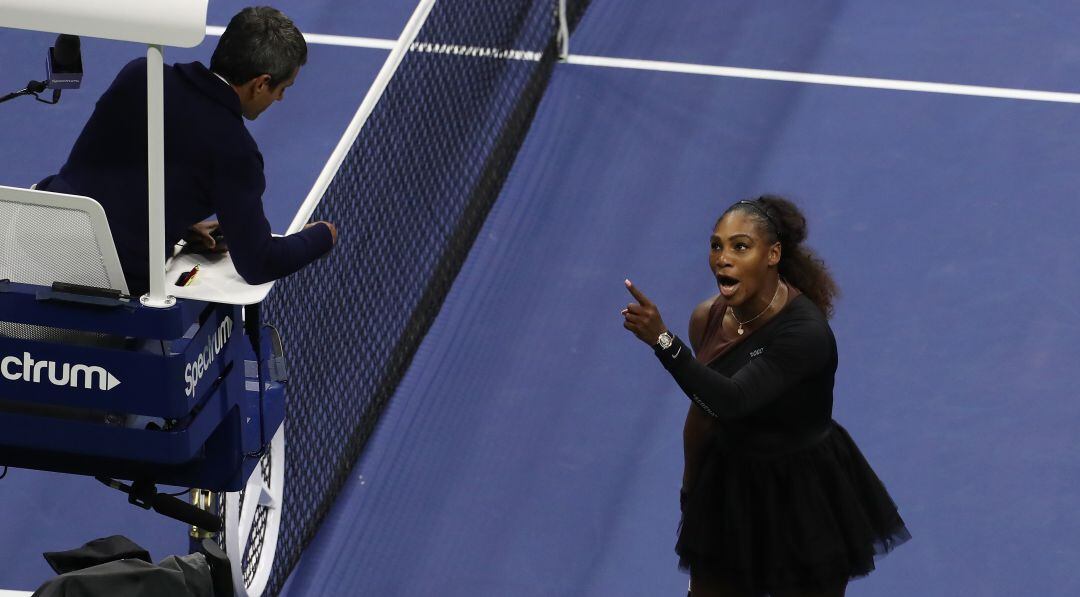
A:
[[557, 0, 570, 61], [142, 43, 174, 308]]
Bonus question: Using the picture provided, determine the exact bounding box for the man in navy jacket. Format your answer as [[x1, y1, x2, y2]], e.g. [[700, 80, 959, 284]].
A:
[[41, 7, 337, 294]]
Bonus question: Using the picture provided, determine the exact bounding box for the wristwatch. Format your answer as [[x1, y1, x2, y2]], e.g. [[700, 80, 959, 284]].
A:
[[656, 330, 674, 350]]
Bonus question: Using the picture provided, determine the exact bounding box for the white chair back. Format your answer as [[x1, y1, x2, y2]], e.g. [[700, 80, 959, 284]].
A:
[[0, 184, 128, 342], [0, 184, 128, 293]]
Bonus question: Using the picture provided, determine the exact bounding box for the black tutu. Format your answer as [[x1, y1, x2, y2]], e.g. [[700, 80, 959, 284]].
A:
[[677, 420, 910, 593]]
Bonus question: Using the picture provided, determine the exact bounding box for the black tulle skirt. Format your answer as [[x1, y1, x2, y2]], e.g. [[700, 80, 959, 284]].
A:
[[677, 421, 910, 594]]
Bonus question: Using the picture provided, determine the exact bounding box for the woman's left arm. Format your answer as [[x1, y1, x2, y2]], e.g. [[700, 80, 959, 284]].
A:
[[621, 280, 831, 419], [653, 320, 831, 419]]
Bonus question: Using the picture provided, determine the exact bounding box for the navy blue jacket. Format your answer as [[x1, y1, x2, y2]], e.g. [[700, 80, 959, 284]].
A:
[[44, 59, 332, 294]]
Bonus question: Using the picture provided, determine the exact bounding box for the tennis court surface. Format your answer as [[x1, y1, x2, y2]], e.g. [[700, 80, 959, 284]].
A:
[[3, 2, 1080, 595]]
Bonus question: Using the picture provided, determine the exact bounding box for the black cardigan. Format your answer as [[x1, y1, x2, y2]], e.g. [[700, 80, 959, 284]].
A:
[[44, 59, 332, 293]]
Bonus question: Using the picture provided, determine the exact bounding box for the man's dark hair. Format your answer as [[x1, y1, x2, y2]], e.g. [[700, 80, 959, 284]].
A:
[[211, 6, 307, 87]]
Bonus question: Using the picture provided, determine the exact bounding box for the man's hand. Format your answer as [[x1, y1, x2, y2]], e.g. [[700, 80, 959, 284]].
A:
[[307, 221, 337, 245], [622, 278, 668, 345], [184, 220, 228, 253]]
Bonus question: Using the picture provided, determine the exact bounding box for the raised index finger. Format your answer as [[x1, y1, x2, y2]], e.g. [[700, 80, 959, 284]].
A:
[[624, 278, 653, 306]]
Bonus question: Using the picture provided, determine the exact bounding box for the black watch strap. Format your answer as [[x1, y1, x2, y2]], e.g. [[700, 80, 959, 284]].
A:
[[653, 332, 687, 362]]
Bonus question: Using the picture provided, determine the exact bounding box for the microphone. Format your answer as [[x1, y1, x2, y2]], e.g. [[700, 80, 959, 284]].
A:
[[46, 34, 82, 90], [0, 33, 81, 105]]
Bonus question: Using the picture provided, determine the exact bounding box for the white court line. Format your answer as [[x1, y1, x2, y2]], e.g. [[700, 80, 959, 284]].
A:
[[566, 54, 1080, 104], [204, 25, 1080, 104], [0, 590, 31, 596], [205, 25, 395, 50]]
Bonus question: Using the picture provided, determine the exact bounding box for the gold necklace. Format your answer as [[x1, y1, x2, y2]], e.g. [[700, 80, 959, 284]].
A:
[[728, 280, 785, 336]]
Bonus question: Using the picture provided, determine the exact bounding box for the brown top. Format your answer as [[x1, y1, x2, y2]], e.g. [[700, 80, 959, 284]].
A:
[[680, 282, 812, 495], [694, 283, 803, 365]]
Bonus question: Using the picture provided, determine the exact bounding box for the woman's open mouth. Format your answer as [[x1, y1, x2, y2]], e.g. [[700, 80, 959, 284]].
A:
[[717, 274, 740, 298]]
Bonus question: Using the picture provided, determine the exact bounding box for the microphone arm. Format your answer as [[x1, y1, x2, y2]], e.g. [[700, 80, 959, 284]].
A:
[[96, 476, 223, 532], [0, 80, 59, 105], [0, 79, 55, 104]]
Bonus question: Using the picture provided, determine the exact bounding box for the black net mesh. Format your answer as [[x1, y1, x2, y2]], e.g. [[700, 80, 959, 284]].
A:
[[260, 1, 592, 594]]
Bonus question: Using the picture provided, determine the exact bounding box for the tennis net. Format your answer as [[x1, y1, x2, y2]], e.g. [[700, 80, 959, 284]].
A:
[[260, 0, 593, 593]]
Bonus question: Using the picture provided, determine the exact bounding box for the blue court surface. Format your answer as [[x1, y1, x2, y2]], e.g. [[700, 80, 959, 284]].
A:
[[3, 1, 1080, 595]]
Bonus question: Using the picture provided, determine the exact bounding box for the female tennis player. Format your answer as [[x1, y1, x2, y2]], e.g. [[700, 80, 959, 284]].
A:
[[622, 195, 909, 596]]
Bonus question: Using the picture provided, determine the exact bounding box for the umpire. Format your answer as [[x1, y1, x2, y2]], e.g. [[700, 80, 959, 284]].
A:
[[39, 6, 337, 294]]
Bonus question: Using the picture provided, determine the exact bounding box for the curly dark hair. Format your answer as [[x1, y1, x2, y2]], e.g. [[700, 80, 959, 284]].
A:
[[720, 195, 839, 318]]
